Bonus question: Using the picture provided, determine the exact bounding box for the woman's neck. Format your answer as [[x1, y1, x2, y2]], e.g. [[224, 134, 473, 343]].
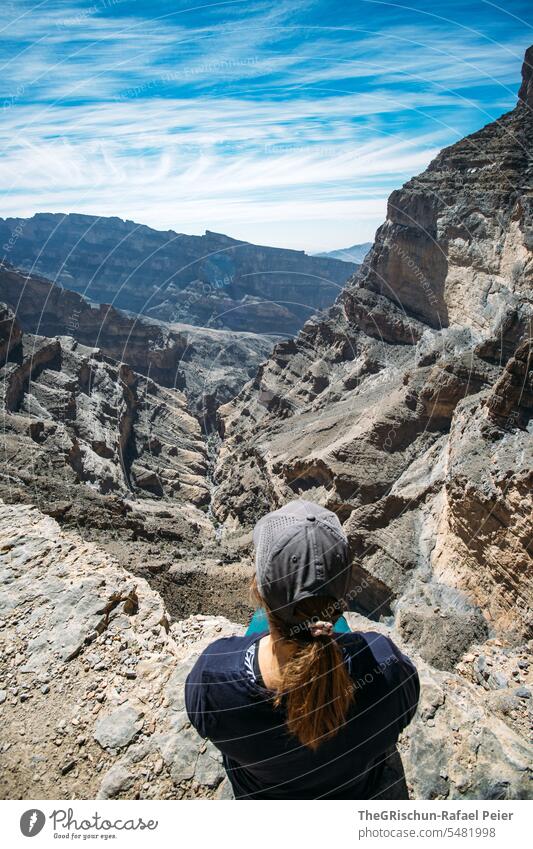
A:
[[257, 631, 297, 690]]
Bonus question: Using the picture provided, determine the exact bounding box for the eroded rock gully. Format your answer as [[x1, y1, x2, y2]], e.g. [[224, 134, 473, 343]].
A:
[[0, 47, 532, 800], [0, 261, 279, 426], [0, 304, 254, 627]]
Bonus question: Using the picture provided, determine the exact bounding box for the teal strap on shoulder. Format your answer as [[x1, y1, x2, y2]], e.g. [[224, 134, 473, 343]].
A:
[[246, 608, 270, 635], [245, 608, 350, 636], [333, 613, 351, 633]]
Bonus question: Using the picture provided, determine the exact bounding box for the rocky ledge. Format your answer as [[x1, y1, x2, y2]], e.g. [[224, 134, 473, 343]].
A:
[[0, 500, 530, 800]]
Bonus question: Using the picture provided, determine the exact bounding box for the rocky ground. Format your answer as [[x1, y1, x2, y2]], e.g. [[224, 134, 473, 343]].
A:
[[90, 534, 254, 624], [0, 500, 244, 800], [0, 501, 531, 800], [455, 639, 532, 741]]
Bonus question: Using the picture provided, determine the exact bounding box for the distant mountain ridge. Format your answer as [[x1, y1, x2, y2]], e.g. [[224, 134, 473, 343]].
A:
[[315, 242, 373, 264], [0, 213, 356, 336]]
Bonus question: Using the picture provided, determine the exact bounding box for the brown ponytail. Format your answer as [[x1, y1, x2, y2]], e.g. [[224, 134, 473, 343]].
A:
[[251, 579, 354, 750]]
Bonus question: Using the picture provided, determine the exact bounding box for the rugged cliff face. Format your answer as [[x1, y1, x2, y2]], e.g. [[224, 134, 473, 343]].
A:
[[0, 216, 355, 335], [0, 263, 277, 425], [0, 289, 259, 616], [213, 49, 533, 666]]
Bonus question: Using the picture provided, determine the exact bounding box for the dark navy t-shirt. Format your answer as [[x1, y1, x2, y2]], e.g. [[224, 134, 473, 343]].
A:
[[185, 630, 419, 799]]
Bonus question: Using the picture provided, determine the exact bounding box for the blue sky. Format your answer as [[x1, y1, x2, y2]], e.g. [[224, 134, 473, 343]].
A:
[[0, 0, 531, 251]]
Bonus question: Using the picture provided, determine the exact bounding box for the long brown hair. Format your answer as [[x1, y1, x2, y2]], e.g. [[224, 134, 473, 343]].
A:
[[251, 578, 354, 750]]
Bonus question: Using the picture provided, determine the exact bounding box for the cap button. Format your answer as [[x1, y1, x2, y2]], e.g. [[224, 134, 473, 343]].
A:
[[306, 515, 316, 522]]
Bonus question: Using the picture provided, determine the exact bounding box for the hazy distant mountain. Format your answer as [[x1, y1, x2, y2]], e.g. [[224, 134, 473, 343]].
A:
[[0, 213, 356, 336], [315, 242, 373, 264]]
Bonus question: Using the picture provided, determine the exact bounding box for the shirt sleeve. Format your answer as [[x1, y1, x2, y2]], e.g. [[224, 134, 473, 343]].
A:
[[383, 636, 420, 732], [184, 651, 214, 740], [362, 631, 420, 733]]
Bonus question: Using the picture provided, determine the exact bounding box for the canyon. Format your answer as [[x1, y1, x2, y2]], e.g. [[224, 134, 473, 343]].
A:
[[0, 46, 532, 800]]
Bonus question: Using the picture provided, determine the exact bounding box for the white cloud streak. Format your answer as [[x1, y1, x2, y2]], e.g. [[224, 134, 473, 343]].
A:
[[0, 0, 528, 249]]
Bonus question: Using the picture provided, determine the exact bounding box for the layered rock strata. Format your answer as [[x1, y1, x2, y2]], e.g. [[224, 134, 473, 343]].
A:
[[0, 306, 211, 544], [0, 263, 277, 424]]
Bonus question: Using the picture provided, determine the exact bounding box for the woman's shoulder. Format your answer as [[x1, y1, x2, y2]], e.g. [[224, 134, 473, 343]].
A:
[[187, 632, 260, 683], [338, 630, 418, 677], [337, 628, 391, 653], [201, 633, 253, 655]]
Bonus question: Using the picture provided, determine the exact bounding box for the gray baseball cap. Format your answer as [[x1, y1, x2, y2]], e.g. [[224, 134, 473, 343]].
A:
[[253, 499, 351, 625]]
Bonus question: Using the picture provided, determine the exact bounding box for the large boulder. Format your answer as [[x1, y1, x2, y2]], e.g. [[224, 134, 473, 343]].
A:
[[0, 499, 242, 800]]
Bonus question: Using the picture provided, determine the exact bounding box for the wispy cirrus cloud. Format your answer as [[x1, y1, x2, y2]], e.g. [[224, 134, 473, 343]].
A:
[[0, 0, 531, 250]]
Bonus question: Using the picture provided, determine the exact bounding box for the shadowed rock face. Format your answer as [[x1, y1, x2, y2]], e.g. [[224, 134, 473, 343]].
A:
[[213, 48, 533, 662], [0, 216, 355, 335], [0, 263, 277, 426]]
